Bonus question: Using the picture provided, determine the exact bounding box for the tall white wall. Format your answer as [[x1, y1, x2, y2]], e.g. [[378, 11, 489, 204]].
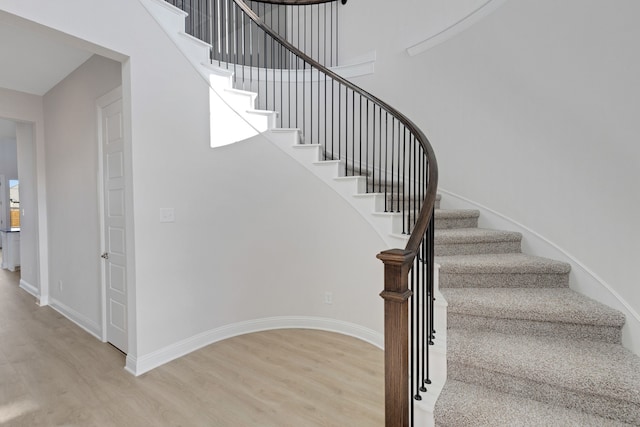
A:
[[1, 0, 388, 371], [339, 0, 640, 353], [42, 54, 122, 335]]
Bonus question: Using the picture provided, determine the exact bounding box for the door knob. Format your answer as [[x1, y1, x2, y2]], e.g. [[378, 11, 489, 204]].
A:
[[101, 252, 109, 259]]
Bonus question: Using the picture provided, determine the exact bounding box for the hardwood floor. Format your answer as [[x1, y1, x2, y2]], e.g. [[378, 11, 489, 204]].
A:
[[0, 264, 384, 426]]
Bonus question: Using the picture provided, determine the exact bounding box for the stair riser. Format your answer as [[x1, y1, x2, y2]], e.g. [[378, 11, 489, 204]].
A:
[[366, 183, 406, 194], [439, 272, 569, 288], [448, 362, 640, 425], [377, 197, 440, 212], [435, 217, 478, 229], [447, 314, 622, 344], [435, 241, 521, 256]]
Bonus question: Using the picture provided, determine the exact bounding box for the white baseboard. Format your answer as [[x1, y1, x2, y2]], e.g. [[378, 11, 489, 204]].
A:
[[439, 188, 640, 356], [48, 298, 102, 340], [126, 316, 383, 376], [19, 279, 38, 297]]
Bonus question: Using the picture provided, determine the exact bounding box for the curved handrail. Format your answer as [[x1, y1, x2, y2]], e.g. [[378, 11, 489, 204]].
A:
[[213, 1, 438, 423], [247, 0, 346, 4], [232, 0, 439, 255]]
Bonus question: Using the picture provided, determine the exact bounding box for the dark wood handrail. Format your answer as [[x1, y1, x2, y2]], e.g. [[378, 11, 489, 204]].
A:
[[230, 1, 438, 425], [231, 0, 439, 247], [246, 0, 347, 5]]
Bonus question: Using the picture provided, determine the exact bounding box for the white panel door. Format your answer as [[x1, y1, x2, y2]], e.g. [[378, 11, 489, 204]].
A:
[[101, 97, 128, 353]]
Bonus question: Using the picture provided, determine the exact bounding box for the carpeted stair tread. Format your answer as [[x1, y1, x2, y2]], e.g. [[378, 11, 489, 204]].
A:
[[435, 379, 634, 427], [436, 253, 571, 274], [447, 329, 640, 422], [435, 228, 522, 245], [435, 228, 523, 255], [435, 209, 480, 229], [441, 287, 626, 328], [435, 209, 480, 219]]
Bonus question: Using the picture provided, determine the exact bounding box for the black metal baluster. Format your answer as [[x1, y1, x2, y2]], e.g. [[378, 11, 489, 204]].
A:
[[358, 95, 362, 175], [351, 90, 355, 176], [272, 30, 275, 113], [384, 112, 389, 205], [233, 3, 237, 86], [378, 107, 382, 193], [372, 105, 376, 193], [338, 84, 341, 168], [249, 16, 254, 92], [331, 78, 335, 159], [323, 3, 327, 66], [407, 133, 412, 232], [330, 2, 334, 66], [389, 118, 394, 213], [302, 60, 306, 139], [213, 0, 218, 63], [416, 261, 422, 420], [240, 9, 246, 88], [397, 123, 401, 213], [365, 99, 369, 192], [311, 65, 314, 145], [295, 52, 298, 131], [402, 128, 406, 234]]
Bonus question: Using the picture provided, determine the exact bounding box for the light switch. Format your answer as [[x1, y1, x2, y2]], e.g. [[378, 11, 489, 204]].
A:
[[159, 208, 175, 223]]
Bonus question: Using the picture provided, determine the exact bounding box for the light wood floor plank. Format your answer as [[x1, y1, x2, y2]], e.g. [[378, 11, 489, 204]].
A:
[[0, 263, 384, 426]]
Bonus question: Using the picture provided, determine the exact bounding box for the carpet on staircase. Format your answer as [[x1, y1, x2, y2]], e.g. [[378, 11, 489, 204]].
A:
[[432, 195, 640, 426]]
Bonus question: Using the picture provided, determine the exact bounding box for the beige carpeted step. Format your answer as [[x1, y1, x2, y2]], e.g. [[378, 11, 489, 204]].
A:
[[435, 228, 522, 256], [437, 253, 571, 288], [435, 209, 480, 229], [446, 329, 640, 424], [442, 287, 625, 343], [434, 379, 634, 427]]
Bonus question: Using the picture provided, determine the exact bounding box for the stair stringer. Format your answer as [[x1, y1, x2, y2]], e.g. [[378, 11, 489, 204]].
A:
[[267, 128, 448, 426], [139, 0, 279, 146]]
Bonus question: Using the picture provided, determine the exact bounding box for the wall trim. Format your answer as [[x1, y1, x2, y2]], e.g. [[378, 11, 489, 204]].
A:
[[406, 0, 509, 57], [125, 316, 383, 376], [49, 297, 102, 341], [439, 188, 640, 355], [19, 278, 38, 297]]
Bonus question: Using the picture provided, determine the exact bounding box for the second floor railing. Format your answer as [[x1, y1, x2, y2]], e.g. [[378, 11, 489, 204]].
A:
[[165, 0, 342, 67], [163, 1, 439, 425]]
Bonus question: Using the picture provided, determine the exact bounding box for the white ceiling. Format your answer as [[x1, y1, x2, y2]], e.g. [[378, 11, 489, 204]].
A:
[[0, 20, 93, 96]]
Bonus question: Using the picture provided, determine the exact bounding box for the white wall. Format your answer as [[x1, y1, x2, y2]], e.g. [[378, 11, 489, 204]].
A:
[[1, 0, 388, 372], [42, 54, 122, 336], [16, 123, 39, 291], [339, 0, 640, 353], [0, 87, 47, 301]]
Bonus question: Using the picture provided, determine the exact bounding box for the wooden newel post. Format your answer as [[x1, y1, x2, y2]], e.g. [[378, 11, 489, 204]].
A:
[[377, 248, 414, 427]]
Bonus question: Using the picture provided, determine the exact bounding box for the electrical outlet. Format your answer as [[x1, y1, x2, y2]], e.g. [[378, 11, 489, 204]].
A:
[[324, 292, 333, 305], [58, 280, 63, 292], [159, 208, 175, 223]]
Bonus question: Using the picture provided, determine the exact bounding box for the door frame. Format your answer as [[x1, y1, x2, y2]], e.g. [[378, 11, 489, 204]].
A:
[[0, 174, 6, 233], [96, 86, 129, 349]]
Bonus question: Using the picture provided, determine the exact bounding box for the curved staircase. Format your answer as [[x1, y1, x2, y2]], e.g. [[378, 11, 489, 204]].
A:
[[433, 197, 640, 426], [139, 0, 640, 424]]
